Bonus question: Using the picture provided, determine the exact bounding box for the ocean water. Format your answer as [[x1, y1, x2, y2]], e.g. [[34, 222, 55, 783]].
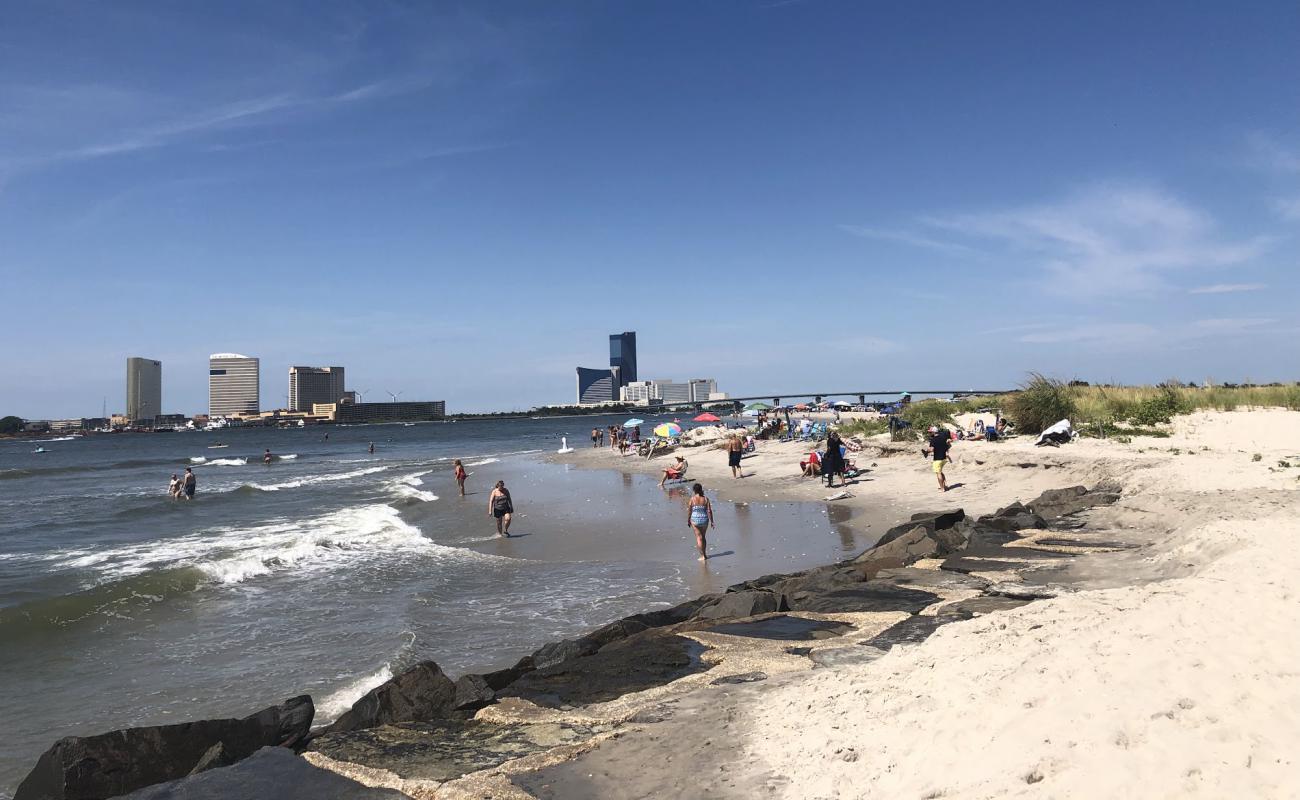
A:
[[0, 417, 873, 796]]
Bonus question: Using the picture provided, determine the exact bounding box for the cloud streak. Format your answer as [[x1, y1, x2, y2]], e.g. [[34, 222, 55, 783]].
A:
[[1188, 283, 1266, 294]]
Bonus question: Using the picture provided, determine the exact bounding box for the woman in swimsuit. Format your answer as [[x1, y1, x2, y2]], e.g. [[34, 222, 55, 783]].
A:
[[686, 483, 714, 561], [453, 459, 467, 497], [488, 480, 514, 537]]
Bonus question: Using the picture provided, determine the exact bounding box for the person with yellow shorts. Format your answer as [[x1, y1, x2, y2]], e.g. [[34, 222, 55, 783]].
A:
[[925, 426, 952, 492]]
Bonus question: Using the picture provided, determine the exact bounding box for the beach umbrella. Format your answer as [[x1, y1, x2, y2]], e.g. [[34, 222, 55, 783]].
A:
[[794, 403, 809, 410], [623, 418, 644, 427], [743, 402, 771, 411], [833, 400, 852, 407], [693, 412, 721, 423], [741, 409, 760, 417], [654, 422, 683, 437]]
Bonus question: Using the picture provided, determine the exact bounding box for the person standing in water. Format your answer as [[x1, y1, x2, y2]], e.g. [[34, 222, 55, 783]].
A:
[[686, 483, 714, 561], [727, 435, 745, 479], [182, 467, 196, 500], [488, 480, 514, 537], [167, 473, 181, 499], [454, 459, 468, 497], [263, 449, 273, 465], [368, 442, 375, 454]]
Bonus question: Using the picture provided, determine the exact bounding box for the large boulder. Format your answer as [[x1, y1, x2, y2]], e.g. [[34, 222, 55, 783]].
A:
[[324, 662, 456, 734], [530, 618, 651, 670], [692, 590, 788, 621], [875, 509, 965, 547], [852, 523, 969, 580], [15, 696, 313, 800], [1026, 485, 1120, 520], [785, 581, 939, 614]]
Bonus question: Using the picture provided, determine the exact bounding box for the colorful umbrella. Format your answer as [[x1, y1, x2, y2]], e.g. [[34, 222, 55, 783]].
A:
[[794, 403, 809, 410], [693, 412, 721, 423], [623, 418, 645, 427], [654, 422, 682, 438]]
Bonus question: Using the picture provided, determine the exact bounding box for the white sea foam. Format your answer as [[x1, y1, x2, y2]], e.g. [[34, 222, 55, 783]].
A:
[[465, 457, 499, 467], [200, 458, 247, 467], [247, 465, 389, 492], [386, 470, 439, 502], [41, 436, 77, 442], [279, 454, 298, 460], [46, 503, 507, 588], [315, 663, 395, 724]]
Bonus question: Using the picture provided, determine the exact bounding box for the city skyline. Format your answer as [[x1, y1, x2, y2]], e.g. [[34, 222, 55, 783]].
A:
[[3, 2, 1299, 418]]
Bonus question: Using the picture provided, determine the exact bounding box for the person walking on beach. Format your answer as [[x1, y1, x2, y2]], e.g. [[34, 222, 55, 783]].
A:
[[182, 467, 196, 500], [727, 435, 745, 479], [488, 480, 514, 537], [822, 430, 846, 488], [453, 459, 468, 497], [686, 483, 714, 561], [924, 425, 953, 492]]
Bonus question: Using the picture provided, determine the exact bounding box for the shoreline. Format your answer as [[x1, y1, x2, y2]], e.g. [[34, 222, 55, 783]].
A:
[[11, 409, 1300, 799]]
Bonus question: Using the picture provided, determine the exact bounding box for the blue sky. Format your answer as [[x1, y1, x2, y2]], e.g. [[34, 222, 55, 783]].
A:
[[3, 0, 1298, 416]]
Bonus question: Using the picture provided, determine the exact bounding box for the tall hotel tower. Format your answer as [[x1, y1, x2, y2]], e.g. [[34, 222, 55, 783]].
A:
[[126, 357, 162, 422], [289, 366, 346, 411], [209, 353, 260, 417]]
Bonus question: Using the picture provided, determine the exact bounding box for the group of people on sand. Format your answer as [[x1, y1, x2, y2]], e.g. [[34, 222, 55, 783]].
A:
[[593, 425, 641, 454]]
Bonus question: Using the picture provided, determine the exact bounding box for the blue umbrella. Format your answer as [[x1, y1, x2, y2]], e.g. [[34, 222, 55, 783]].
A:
[[623, 418, 645, 427]]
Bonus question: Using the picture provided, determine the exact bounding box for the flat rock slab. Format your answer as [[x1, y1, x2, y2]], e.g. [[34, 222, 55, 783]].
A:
[[498, 632, 710, 708], [785, 582, 939, 614], [306, 720, 607, 783], [873, 567, 991, 591], [861, 615, 947, 651], [1033, 538, 1139, 550], [121, 746, 406, 800], [705, 615, 852, 641], [960, 545, 1075, 561], [940, 557, 1032, 574], [938, 596, 1032, 620], [710, 671, 768, 685], [809, 645, 889, 668]]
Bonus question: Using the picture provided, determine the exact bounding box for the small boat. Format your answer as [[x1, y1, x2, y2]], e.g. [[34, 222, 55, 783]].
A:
[[33, 447, 48, 454], [208, 443, 229, 449]]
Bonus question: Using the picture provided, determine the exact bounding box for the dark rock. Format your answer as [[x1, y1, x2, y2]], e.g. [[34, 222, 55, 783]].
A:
[[872, 567, 991, 591], [986, 582, 1071, 600], [861, 615, 947, 650], [725, 572, 798, 593], [15, 696, 313, 800], [623, 596, 717, 628], [937, 596, 1032, 620], [499, 631, 710, 708], [325, 662, 456, 735], [809, 645, 889, 668], [851, 526, 937, 578], [120, 746, 408, 800], [186, 743, 235, 777], [530, 618, 654, 671], [965, 525, 1023, 550], [874, 508, 965, 547], [710, 671, 768, 685], [979, 511, 1048, 533], [306, 720, 607, 784], [1034, 538, 1139, 550], [1027, 485, 1120, 520], [692, 589, 788, 621], [939, 556, 1030, 574], [773, 566, 863, 601], [482, 656, 534, 692], [705, 615, 852, 641], [785, 581, 939, 614], [452, 674, 495, 712]]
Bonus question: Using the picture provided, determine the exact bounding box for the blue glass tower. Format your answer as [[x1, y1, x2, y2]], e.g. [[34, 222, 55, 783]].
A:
[[609, 331, 637, 387]]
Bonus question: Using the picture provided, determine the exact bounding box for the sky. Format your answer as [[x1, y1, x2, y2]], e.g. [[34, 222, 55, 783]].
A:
[[2, 0, 1299, 417]]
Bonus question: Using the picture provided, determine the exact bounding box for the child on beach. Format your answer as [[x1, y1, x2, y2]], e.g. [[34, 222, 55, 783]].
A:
[[686, 483, 714, 561], [454, 459, 467, 497]]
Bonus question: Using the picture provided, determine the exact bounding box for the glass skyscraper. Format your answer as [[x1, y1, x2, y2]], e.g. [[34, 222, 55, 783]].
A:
[[609, 331, 637, 387]]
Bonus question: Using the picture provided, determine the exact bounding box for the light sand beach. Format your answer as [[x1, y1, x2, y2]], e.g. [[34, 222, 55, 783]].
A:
[[526, 409, 1300, 798]]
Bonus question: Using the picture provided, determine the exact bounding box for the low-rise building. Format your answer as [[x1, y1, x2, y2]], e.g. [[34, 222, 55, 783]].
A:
[[315, 401, 446, 423]]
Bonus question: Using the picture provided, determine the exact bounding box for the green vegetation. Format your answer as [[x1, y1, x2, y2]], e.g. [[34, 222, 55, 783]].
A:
[[0, 416, 22, 434], [836, 417, 889, 438], [1005, 373, 1077, 434]]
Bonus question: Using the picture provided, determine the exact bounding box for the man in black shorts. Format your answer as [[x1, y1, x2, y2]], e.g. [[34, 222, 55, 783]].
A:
[[727, 435, 744, 478], [182, 467, 197, 500]]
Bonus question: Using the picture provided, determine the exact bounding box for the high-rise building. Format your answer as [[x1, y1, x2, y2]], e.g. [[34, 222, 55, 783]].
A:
[[651, 379, 691, 404], [209, 353, 260, 417], [576, 366, 621, 405], [687, 378, 717, 403], [288, 366, 346, 411], [609, 331, 637, 387], [126, 357, 162, 423]]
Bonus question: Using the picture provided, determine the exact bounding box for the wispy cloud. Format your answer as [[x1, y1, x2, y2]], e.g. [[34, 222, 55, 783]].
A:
[[1188, 283, 1266, 294], [838, 224, 980, 257], [1017, 322, 1157, 345], [875, 184, 1272, 297], [1194, 317, 1277, 331]]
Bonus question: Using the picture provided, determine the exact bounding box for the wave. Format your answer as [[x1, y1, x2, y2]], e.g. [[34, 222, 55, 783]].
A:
[[464, 457, 499, 467], [39, 436, 78, 442], [244, 465, 389, 492], [314, 631, 420, 725], [0, 566, 208, 643], [190, 457, 248, 466], [279, 454, 298, 460], [0, 457, 184, 480]]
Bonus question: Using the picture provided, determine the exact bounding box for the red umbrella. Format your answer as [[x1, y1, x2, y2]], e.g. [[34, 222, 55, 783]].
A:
[[693, 412, 721, 422]]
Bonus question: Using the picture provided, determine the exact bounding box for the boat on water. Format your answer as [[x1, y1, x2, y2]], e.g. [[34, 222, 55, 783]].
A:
[[33, 447, 48, 454], [207, 443, 229, 449]]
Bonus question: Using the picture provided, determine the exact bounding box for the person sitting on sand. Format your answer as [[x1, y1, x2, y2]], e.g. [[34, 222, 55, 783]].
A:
[[800, 451, 821, 477], [660, 455, 689, 487], [686, 483, 714, 561], [488, 480, 514, 537]]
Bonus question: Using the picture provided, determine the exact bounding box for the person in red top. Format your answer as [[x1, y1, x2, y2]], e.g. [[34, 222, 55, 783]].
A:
[[453, 459, 468, 497]]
